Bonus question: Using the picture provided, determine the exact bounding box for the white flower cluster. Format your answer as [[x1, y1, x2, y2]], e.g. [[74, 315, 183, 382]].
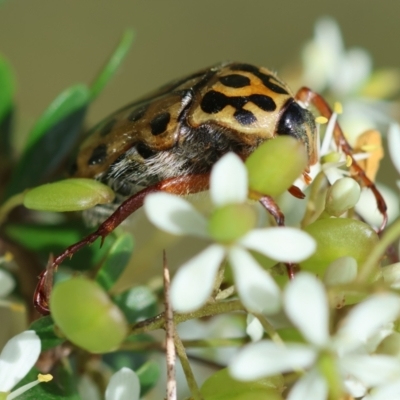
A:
[[230, 273, 400, 400]]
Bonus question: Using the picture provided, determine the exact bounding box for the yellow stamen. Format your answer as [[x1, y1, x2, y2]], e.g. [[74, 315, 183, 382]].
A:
[[334, 102, 343, 114], [315, 116, 328, 124], [346, 155, 353, 167], [38, 374, 53, 383]]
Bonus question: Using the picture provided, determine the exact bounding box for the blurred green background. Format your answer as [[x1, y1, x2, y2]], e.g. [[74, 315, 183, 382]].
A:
[[1, 0, 399, 128]]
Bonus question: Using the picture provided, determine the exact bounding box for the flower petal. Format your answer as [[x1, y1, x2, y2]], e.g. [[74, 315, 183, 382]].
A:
[[367, 380, 400, 400], [229, 340, 316, 380], [105, 367, 140, 400], [388, 123, 400, 175], [323, 256, 357, 286], [229, 246, 281, 314], [355, 184, 399, 227], [284, 273, 329, 347], [144, 193, 207, 237], [340, 355, 400, 387], [210, 153, 248, 206], [171, 245, 225, 313], [336, 293, 400, 351], [288, 368, 328, 400], [246, 315, 264, 342], [240, 227, 316, 263], [0, 331, 41, 392]]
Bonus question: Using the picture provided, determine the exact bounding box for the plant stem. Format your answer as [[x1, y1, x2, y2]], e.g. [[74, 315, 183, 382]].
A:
[[130, 299, 245, 335], [215, 285, 235, 300], [163, 251, 177, 400], [174, 329, 204, 400], [357, 217, 400, 283], [252, 313, 284, 345], [121, 337, 249, 351], [0, 191, 26, 225]]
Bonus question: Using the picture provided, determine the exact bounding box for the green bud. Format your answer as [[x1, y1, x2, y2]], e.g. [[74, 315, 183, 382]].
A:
[[50, 277, 128, 353], [208, 204, 257, 243], [23, 178, 115, 212], [325, 178, 361, 217], [245, 136, 307, 197], [301, 218, 379, 274]]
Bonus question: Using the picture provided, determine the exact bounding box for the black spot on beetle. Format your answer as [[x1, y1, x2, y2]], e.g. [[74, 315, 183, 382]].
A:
[[230, 63, 289, 95], [201, 91, 228, 114], [150, 112, 171, 135], [128, 106, 147, 122], [234, 109, 257, 125], [88, 144, 108, 165], [201, 90, 276, 126], [219, 74, 251, 88], [249, 94, 276, 111], [230, 63, 259, 74], [99, 119, 117, 137], [136, 142, 156, 159]]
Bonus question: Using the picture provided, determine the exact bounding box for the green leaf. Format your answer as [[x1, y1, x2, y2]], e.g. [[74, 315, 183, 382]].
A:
[[23, 178, 115, 212], [29, 315, 65, 351], [50, 277, 128, 353], [90, 29, 135, 100], [201, 368, 284, 400], [0, 107, 13, 158], [302, 218, 379, 274], [113, 286, 157, 323], [4, 85, 89, 198], [136, 360, 161, 396], [0, 54, 15, 125], [96, 233, 134, 291], [5, 222, 114, 271]]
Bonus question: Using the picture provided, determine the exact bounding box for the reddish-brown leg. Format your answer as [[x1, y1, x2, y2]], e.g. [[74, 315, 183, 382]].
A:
[[35, 173, 295, 314], [296, 87, 388, 232]]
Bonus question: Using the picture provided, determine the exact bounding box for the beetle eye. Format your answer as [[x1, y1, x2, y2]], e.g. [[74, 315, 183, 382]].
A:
[[276, 100, 317, 164]]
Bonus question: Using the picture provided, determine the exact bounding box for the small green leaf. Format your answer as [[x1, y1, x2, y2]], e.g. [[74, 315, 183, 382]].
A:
[[246, 136, 308, 197], [0, 54, 15, 124], [23, 178, 115, 212], [96, 233, 134, 291], [113, 286, 157, 323], [201, 368, 284, 400], [50, 277, 128, 353], [90, 29, 135, 100], [302, 218, 379, 274], [136, 360, 161, 396], [29, 315, 65, 351]]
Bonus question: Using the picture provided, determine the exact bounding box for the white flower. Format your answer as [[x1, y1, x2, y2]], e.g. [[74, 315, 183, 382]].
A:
[[230, 273, 400, 400], [302, 17, 371, 96], [0, 330, 51, 400], [144, 153, 316, 314], [105, 368, 140, 400]]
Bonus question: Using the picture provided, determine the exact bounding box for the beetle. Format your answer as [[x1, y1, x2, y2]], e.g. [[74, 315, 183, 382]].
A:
[[34, 62, 387, 314]]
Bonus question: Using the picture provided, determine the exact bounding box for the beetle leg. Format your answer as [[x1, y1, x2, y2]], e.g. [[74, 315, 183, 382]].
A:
[[34, 171, 299, 314], [295, 87, 388, 232]]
